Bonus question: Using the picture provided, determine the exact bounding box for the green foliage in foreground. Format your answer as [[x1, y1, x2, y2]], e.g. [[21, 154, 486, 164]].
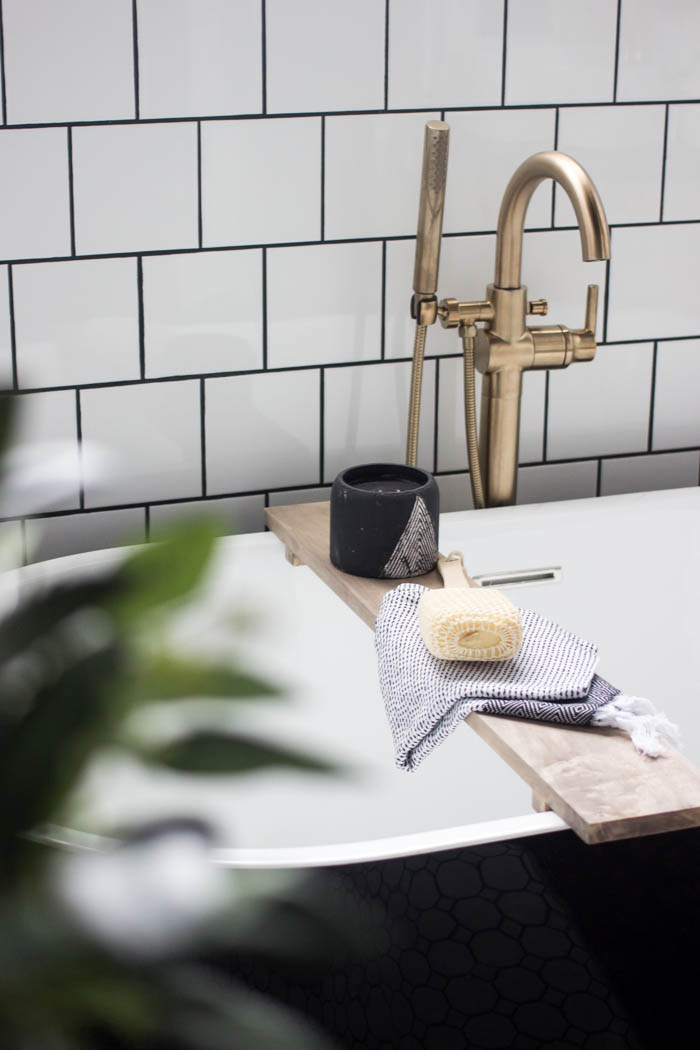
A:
[[0, 397, 362, 1050]]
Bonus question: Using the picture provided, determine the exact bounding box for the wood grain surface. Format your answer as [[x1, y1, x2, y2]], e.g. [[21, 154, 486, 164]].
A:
[[265, 501, 700, 845]]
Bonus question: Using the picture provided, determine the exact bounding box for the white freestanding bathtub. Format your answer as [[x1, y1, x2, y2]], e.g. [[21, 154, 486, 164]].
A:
[[8, 486, 700, 867]]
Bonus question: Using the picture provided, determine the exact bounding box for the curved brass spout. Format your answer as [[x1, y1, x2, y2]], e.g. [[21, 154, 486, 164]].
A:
[[494, 151, 610, 290]]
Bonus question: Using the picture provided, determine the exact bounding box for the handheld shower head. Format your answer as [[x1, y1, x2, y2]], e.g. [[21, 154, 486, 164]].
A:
[[412, 120, 450, 303]]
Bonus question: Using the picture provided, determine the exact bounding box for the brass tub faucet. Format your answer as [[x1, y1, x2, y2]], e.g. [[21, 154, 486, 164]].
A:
[[406, 123, 611, 508]]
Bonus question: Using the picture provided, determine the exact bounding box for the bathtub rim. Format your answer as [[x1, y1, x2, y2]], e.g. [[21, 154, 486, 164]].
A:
[[30, 810, 567, 868]]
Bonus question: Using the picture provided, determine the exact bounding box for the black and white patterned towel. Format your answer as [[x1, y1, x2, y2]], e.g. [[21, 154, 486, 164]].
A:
[[376, 583, 679, 770]]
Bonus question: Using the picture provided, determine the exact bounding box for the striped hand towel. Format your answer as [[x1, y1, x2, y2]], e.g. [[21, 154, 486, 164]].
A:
[[376, 583, 679, 771]]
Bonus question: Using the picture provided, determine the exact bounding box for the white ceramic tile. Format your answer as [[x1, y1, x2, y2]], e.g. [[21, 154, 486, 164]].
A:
[[385, 234, 497, 360], [268, 487, 331, 507], [80, 380, 201, 506], [205, 370, 319, 493], [618, 0, 700, 101], [547, 343, 653, 460], [267, 242, 382, 368], [652, 339, 700, 450], [14, 258, 140, 388], [150, 495, 265, 536], [143, 250, 262, 378], [517, 460, 598, 505], [0, 129, 70, 260], [323, 360, 436, 482], [608, 225, 700, 342], [325, 112, 439, 240], [2, 390, 80, 516], [663, 105, 700, 222], [555, 106, 665, 227], [505, 0, 617, 104], [73, 123, 198, 255], [266, 0, 384, 113], [26, 508, 145, 564], [388, 0, 503, 109], [600, 451, 700, 496], [436, 472, 474, 513], [0, 267, 12, 388], [443, 109, 555, 234], [437, 356, 545, 472], [201, 118, 320, 247], [138, 0, 261, 118], [521, 229, 607, 341], [2, 0, 134, 124]]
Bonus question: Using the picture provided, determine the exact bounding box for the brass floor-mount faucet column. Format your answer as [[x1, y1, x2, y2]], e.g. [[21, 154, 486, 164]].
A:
[[408, 126, 611, 507]]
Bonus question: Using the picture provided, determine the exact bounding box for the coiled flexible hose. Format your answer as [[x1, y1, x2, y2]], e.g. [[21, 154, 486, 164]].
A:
[[405, 321, 427, 467]]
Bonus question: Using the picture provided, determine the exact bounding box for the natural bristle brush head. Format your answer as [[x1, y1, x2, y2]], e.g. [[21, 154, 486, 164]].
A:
[[418, 552, 522, 661]]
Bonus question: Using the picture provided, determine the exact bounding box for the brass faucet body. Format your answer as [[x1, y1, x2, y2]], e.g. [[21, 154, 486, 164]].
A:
[[437, 151, 610, 507]]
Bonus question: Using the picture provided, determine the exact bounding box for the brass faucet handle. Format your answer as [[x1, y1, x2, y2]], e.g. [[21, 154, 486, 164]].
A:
[[584, 283, 598, 333], [527, 298, 548, 316], [569, 283, 599, 362]]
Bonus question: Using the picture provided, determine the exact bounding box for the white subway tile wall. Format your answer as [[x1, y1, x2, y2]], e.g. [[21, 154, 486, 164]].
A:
[[267, 241, 382, 368], [143, 249, 263, 377], [14, 258, 140, 388], [0, 0, 697, 556], [80, 380, 202, 506], [137, 0, 262, 119]]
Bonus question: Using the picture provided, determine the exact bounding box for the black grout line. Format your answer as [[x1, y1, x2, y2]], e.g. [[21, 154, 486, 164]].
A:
[[75, 388, 84, 509], [319, 367, 325, 484], [659, 103, 670, 222], [380, 240, 387, 360], [8, 98, 700, 132], [3, 216, 700, 270], [7, 265, 17, 389], [136, 256, 145, 379], [5, 331, 700, 397], [500, 0, 509, 106], [261, 247, 267, 369], [647, 340, 658, 451], [542, 372, 549, 461], [320, 116, 325, 240], [384, 0, 390, 111], [67, 127, 76, 256], [612, 0, 622, 103], [131, 0, 140, 119], [260, 0, 267, 115], [7, 443, 700, 526], [551, 107, 559, 225], [196, 120, 203, 248], [0, 0, 7, 125], [596, 458, 602, 497], [602, 256, 611, 345], [200, 377, 207, 496], [433, 358, 440, 476]]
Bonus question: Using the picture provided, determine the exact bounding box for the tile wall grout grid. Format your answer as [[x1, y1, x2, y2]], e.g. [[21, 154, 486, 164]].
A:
[[0, 0, 697, 563]]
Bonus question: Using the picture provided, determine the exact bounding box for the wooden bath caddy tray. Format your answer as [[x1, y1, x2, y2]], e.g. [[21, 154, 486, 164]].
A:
[[265, 501, 700, 845]]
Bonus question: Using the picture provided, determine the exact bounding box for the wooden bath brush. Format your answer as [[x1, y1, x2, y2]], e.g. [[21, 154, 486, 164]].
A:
[[418, 551, 523, 661]]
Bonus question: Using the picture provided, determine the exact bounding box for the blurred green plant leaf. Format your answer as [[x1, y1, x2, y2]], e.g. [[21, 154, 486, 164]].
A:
[[0, 644, 120, 855], [126, 655, 282, 706], [0, 575, 121, 671], [109, 519, 220, 623], [146, 730, 336, 776]]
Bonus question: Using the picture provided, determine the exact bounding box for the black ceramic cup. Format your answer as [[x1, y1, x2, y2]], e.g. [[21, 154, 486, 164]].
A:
[[330, 463, 439, 579]]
